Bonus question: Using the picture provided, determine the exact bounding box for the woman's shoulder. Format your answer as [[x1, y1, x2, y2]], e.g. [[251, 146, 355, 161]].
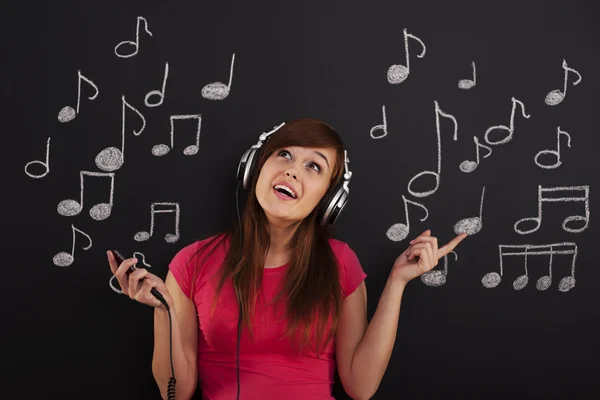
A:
[[171, 232, 229, 266]]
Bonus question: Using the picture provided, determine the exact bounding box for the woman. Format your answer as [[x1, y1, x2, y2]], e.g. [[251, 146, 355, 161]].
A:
[[107, 118, 467, 400]]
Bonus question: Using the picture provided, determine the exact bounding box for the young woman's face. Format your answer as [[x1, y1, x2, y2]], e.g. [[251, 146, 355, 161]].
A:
[[255, 146, 338, 225]]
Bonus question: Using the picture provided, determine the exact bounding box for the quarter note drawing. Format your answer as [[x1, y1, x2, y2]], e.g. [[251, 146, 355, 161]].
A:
[[514, 185, 590, 235], [95, 95, 146, 172], [459, 136, 492, 173], [53, 224, 92, 267], [57, 171, 116, 221], [484, 96, 530, 146], [109, 251, 151, 294], [202, 53, 235, 100], [152, 114, 202, 156], [25, 137, 50, 179], [135, 202, 180, 243], [545, 59, 582, 106], [454, 186, 485, 235], [534, 126, 571, 170], [407, 101, 458, 198], [387, 28, 426, 85], [386, 195, 429, 242], [114, 16, 153, 58], [481, 242, 578, 292], [421, 251, 457, 287], [370, 105, 388, 139], [58, 70, 99, 123], [458, 61, 476, 90], [145, 62, 169, 107]]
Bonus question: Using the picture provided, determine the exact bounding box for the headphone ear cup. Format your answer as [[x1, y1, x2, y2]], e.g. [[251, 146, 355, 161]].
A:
[[316, 183, 349, 226], [237, 147, 259, 190]]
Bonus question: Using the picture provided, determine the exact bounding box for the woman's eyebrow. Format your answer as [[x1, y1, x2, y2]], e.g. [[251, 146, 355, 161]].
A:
[[312, 151, 329, 168]]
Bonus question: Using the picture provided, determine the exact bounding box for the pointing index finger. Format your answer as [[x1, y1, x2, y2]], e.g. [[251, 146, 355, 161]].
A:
[[438, 233, 468, 259]]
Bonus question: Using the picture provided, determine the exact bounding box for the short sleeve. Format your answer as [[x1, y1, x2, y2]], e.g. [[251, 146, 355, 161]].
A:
[[339, 243, 367, 297], [168, 242, 200, 299]]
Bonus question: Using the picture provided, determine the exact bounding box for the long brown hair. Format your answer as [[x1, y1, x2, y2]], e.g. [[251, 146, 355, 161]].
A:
[[189, 118, 346, 357]]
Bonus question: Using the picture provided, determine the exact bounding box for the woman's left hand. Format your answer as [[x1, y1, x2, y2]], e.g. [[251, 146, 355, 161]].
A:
[[390, 229, 468, 286]]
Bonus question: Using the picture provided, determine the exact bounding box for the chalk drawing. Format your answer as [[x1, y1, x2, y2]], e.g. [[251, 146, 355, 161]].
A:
[[482, 242, 577, 292], [459, 136, 492, 173], [114, 16, 153, 58], [202, 53, 235, 100], [135, 202, 180, 243], [387, 28, 426, 85], [109, 251, 151, 294], [458, 61, 476, 89], [370, 105, 388, 139], [386, 195, 429, 242], [58, 70, 99, 123], [454, 186, 485, 235], [152, 114, 202, 156], [57, 171, 115, 221], [25, 137, 50, 179], [95, 95, 146, 172], [421, 251, 458, 287], [407, 101, 458, 198], [484, 97, 530, 146], [145, 62, 169, 107], [545, 59, 582, 106], [53, 224, 92, 267], [534, 126, 571, 170], [514, 185, 590, 235]]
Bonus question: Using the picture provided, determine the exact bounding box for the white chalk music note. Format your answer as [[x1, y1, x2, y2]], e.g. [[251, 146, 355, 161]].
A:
[[407, 101, 458, 198], [145, 62, 169, 107], [458, 61, 476, 90], [25, 137, 51, 179], [114, 16, 153, 58], [369, 105, 388, 139], [459, 136, 492, 173], [152, 114, 202, 156], [95, 95, 146, 172], [421, 251, 458, 287], [109, 251, 151, 294], [514, 185, 590, 235], [484, 96, 530, 146], [534, 126, 572, 170], [135, 202, 180, 243], [58, 70, 99, 123], [545, 59, 582, 106], [57, 171, 115, 221], [454, 186, 485, 235], [202, 53, 235, 100], [53, 224, 92, 267], [387, 28, 426, 85], [386, 195, 429, 242], [482, 242, 577, 292]]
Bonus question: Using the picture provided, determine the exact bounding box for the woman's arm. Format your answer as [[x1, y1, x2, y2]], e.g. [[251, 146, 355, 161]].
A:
[[152, 271, 199, 400]]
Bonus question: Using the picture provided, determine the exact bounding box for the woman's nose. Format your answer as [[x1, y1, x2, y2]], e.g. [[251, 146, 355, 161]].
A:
[[286, 171, 297, 180]]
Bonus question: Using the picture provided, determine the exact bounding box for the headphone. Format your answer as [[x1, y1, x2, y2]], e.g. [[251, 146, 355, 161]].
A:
[[236, 122, 353, 226]]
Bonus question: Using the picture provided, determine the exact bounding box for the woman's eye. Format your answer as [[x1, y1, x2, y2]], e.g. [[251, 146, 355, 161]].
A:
[[278, 150, 291, 158], [308, 162, 320, 172]]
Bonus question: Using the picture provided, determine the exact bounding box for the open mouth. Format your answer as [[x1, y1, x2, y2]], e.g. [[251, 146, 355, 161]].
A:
[[273, 184, 297, 199]]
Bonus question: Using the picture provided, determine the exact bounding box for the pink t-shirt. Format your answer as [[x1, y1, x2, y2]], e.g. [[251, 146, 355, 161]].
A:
[[168, 234, 367, 400]]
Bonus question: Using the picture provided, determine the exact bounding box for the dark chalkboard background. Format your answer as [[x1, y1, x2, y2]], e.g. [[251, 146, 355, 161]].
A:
[[7, 0, 600, 398]]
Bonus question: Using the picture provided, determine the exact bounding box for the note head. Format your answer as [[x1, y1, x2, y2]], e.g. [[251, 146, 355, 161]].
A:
[[53, 252, 74, 267], [545, 90, 564, 106], [134, 231, 150, 242], [482, 272, 501, 288], [421, 270, 446, 287], [202, 82, 229, 100], [58, 106, 77, 123], [90, 203, 112, 221], [183, 145, 199, 156], [459, 160, 478, 173], [95, 147, 124, 172], [386, 223, 409, 242], [57, 199, 82, 217], [513, 275, 529, 290], [458, 80, 475, 90], [536, 276, 552, 291], [165, 234, 179, 243], [387, 64, 409, 84], [152, 144, 171, 156], [558, 276, 575, 292]]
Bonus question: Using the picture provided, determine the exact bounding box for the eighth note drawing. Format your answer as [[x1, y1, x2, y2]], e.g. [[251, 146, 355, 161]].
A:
[[58, 70, 99, 123], [407, 101, 458, 198], [114, 16, 153, 58], [545, 59, 582, 106], [109, 251, 151, 294], [387, 28, 426, 85], [534, 126, 571, 170], [459, 136, 492, 173], [152, 114, 202, 156], [53, 224, 92, 267], [370, 105, 388, 139], [57, 171, 115, 221], [458, 61, 476, 90], [386, 195, 429, 242], [454, 186, 485, 236], [484, 97, 530, 146], [481, 242, 578, 292], [421, 251, 458, 287], [202, 53, 235, 100], [95, 95, 146, 172], [514, 185, 590, 235], [135, 202, 181, 243], [145, 62, 169, 107], [25, 137, 50, 179]]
